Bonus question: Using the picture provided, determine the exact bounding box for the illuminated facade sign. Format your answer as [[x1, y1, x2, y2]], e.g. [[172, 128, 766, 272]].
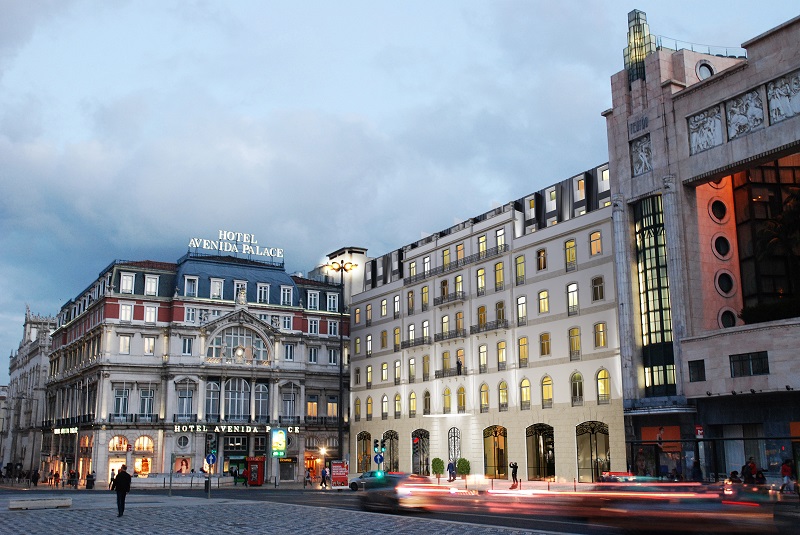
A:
[[188, 230, 284, 258], [173, 424, 300, 434]]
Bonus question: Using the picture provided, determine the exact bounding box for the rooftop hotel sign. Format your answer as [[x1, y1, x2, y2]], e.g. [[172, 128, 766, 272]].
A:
[[188, 230, 284, 258]]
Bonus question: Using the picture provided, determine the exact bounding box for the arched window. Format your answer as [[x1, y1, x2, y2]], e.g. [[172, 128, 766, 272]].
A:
[[394, 393, 402, 417], [448, 427, 462, 461], [567, 283, 579, 316], [480, 384, 489, 412], [457, 386, 466, 413], [443, 387, 452, 413], [455, 311, 464, 331], [357, 431, 371, 472], [205, 381, 220, 420], [597, 369, 610, 404], [495, 262, 504, 290], [366, 397, 373, 420], [380, 330, 387, 348], [393, 327, 401, 348], [594, 323, 607, 348], [497, 341, 507, 369], [255, 383, 269, 422], [541, 376, 553, 408], [381, 362, 388, 381], [423, 390, 431, 415], [423, 354, 430, 380], [478, 305, 487, 326], [571, 372, 584, 406], [354, 398, 361, 421], [498, 381, 508, 411], [520, 379, 531, 410], [381, 395, 389, 419], [569, 327, 581, 360], [496, 301, 505, 321], [225, 377, 250, 421], [409, 392, 417, 417], [538, 290, 549, 314], [109, 435, 129, 452], [479, 344, 488, 372], [206, 325, 270, 360], [134, 435, 154, 452]]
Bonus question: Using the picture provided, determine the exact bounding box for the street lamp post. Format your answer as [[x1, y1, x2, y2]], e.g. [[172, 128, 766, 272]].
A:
[[325, 260, 357, 465]]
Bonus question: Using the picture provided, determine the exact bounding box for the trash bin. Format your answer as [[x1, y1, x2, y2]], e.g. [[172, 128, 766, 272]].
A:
[[86, 474, 95, 490], [204, 478, 210, 492]]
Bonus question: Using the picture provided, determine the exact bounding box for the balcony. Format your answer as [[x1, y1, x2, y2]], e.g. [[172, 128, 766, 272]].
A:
[[542, 399, 553, 409], [570, 349, 581, 361], [409, 409, 416, 418], [205, 414, 221, 423], [516, 275, 525, 286], [480, 405, 489, 413], [470, 319, 509, 335], [479, 364, 487, 374], [434, 329, 467, 342], [572, 396, 584, 407], [435, 366, 467, 379], [521, 400, 531, 410], [304, 416, 340, 426], [568, 304, 579, 316], [434, 291, 466, 307], [394, 411, 401, 419], [421, 303, 429, 312], [566, 259, 577, 272], [519, 357, 528, 368], [108, 413, 134, 423], [400, 336, 432, 349], [279, 415, 300, 425], [517, 316, 527, 327], [134, 414, 160, 423], [598, 394, 610, 405], [394, 343, 401, 352], [498, 361, 507, 371], [403, 244, 509, 285], [495, 282, 504, 292], [499, 402, 508, 412]]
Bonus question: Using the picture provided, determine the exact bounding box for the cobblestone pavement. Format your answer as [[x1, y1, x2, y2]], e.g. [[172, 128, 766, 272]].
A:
[[0, 490, 560, 535]]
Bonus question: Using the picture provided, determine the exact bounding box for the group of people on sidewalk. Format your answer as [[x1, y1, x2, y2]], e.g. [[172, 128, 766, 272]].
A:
[[727, 457, 798, 494]]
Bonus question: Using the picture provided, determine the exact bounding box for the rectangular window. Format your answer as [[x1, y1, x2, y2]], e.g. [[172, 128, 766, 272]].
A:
[[730, 351, 769, 377], [327, 396, 338, 417], [688, 360, 706, 382], [145, 305, 157, 324], [284, 344, 295, 361], [181, 337, 193, 355], [119, 335, 131, 354], [478, 235, 487, 256], [308, 347, 318, 364], [442, 249, 450, 268], [456, 243, 464, 261], [537, 249, 547, 271], [257, 283, 270, 303], [538, 291, 549, 314], [476, 268, 485, 295], [308, 291, 319, 310], [328, 320, 338, 336], [590, 231, 602, 256], [594, 323, 607, 348], [307, 395, 318, 417], [210, 278, 223, 299], [409, 261, 416, 277], [423, 256, 430, 274], [120, 304, 133, 322], [564, 239, 577, 272], [381, 299, 387, 316], [328, 349, 338, 365], [114, 388, 129, 416], [120, 273, 135, 294], [308, 318, 319, 335], [515, 256, 525, 285], [139, 389, 154, 416], [281, 286, 293, 306], [145, 275, 159, 296], [143, 336, 155, 355], [496, 228, 505, 248], [234, 280, 247, 301], [282, 316, 292, 330], [327, 293, 338, 312], [184, 277, 198, 297], [540, 333, 551, 356], [177, 389, 193, 418]]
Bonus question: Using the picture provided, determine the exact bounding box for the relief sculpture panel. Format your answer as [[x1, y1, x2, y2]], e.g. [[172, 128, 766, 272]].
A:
[[688, 106, 722, 155], [725, 90, 764, 140], [767, 69, 800, 124]]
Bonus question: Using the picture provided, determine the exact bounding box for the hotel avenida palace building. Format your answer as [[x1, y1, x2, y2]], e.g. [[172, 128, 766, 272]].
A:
[[40, 232, 355, 485], [347, 165, 627, 483]]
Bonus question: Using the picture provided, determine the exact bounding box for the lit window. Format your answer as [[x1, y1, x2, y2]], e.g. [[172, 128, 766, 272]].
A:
[[590, 231, 602, 256], [145, 275, 158, 296], [120, 273, 134, 294]]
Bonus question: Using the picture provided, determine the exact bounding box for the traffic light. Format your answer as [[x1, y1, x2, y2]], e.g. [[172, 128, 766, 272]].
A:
[[373, 439, 379, 453], [380, 439, 386, 452], [206, 433, 218, 455]]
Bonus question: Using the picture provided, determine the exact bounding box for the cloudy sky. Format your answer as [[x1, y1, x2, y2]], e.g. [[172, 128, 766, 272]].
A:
[[0, 1, 796, 383]]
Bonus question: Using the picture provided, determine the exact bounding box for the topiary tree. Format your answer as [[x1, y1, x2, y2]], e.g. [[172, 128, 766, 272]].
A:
[[456, 458, 471, 488], [431, 458, 445, 484]]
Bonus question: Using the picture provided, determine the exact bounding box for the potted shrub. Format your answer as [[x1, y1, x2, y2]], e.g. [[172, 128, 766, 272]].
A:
[[431, 458, 445, 484], [456, 458, 471, 488]]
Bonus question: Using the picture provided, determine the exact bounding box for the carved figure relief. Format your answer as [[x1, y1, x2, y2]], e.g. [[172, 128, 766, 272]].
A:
[[767, 69, 800, 124], [630, 134, 652, 176], [726, 90, 764, 140], [688, 106, 722, 154]]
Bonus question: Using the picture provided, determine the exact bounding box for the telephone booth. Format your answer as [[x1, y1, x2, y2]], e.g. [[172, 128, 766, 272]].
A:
[[246, 456, 266, 486]]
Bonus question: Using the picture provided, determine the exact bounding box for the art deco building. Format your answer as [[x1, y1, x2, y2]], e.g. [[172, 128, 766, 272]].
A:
[[347, 165, 626, 483], [603, 11, 800, 479], [42, 237, 353, 485], [1, 308, 55, 476]]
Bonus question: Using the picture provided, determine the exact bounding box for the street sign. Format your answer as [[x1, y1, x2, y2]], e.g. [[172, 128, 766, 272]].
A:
[[374, 454, 384, 464], [206, 453, 217, 465]]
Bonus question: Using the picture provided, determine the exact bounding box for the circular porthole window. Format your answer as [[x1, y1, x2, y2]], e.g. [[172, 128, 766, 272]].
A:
[[715, 270, 736, 297], [697, 61, 715, 80], [177, 435, 189, 448], [709, 199, 728, 223], [712, 234, 732, 259], [719, 309, 737, 328]]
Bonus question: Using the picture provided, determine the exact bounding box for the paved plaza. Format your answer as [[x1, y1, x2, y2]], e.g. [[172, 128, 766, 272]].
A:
[[0, 487, 554, 535]]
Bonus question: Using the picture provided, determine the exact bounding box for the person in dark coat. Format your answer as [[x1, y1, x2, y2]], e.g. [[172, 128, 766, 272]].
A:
[[509, 462, 519, 487], [31, 470, 40, 487], [110, 464, 132, 517]]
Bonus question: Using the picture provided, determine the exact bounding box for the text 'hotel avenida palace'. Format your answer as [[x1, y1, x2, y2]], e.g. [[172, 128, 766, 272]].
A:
[[3, 11, 799, 486]]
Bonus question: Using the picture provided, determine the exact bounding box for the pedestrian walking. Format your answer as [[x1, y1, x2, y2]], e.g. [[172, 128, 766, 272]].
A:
[[320, 467, 328, 489], [446, 460, 456, 482], [108, 469, 115, 490], [242, 468, 250, 487], [31, 470, 40, 487], [110, 464, 132, 517]]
